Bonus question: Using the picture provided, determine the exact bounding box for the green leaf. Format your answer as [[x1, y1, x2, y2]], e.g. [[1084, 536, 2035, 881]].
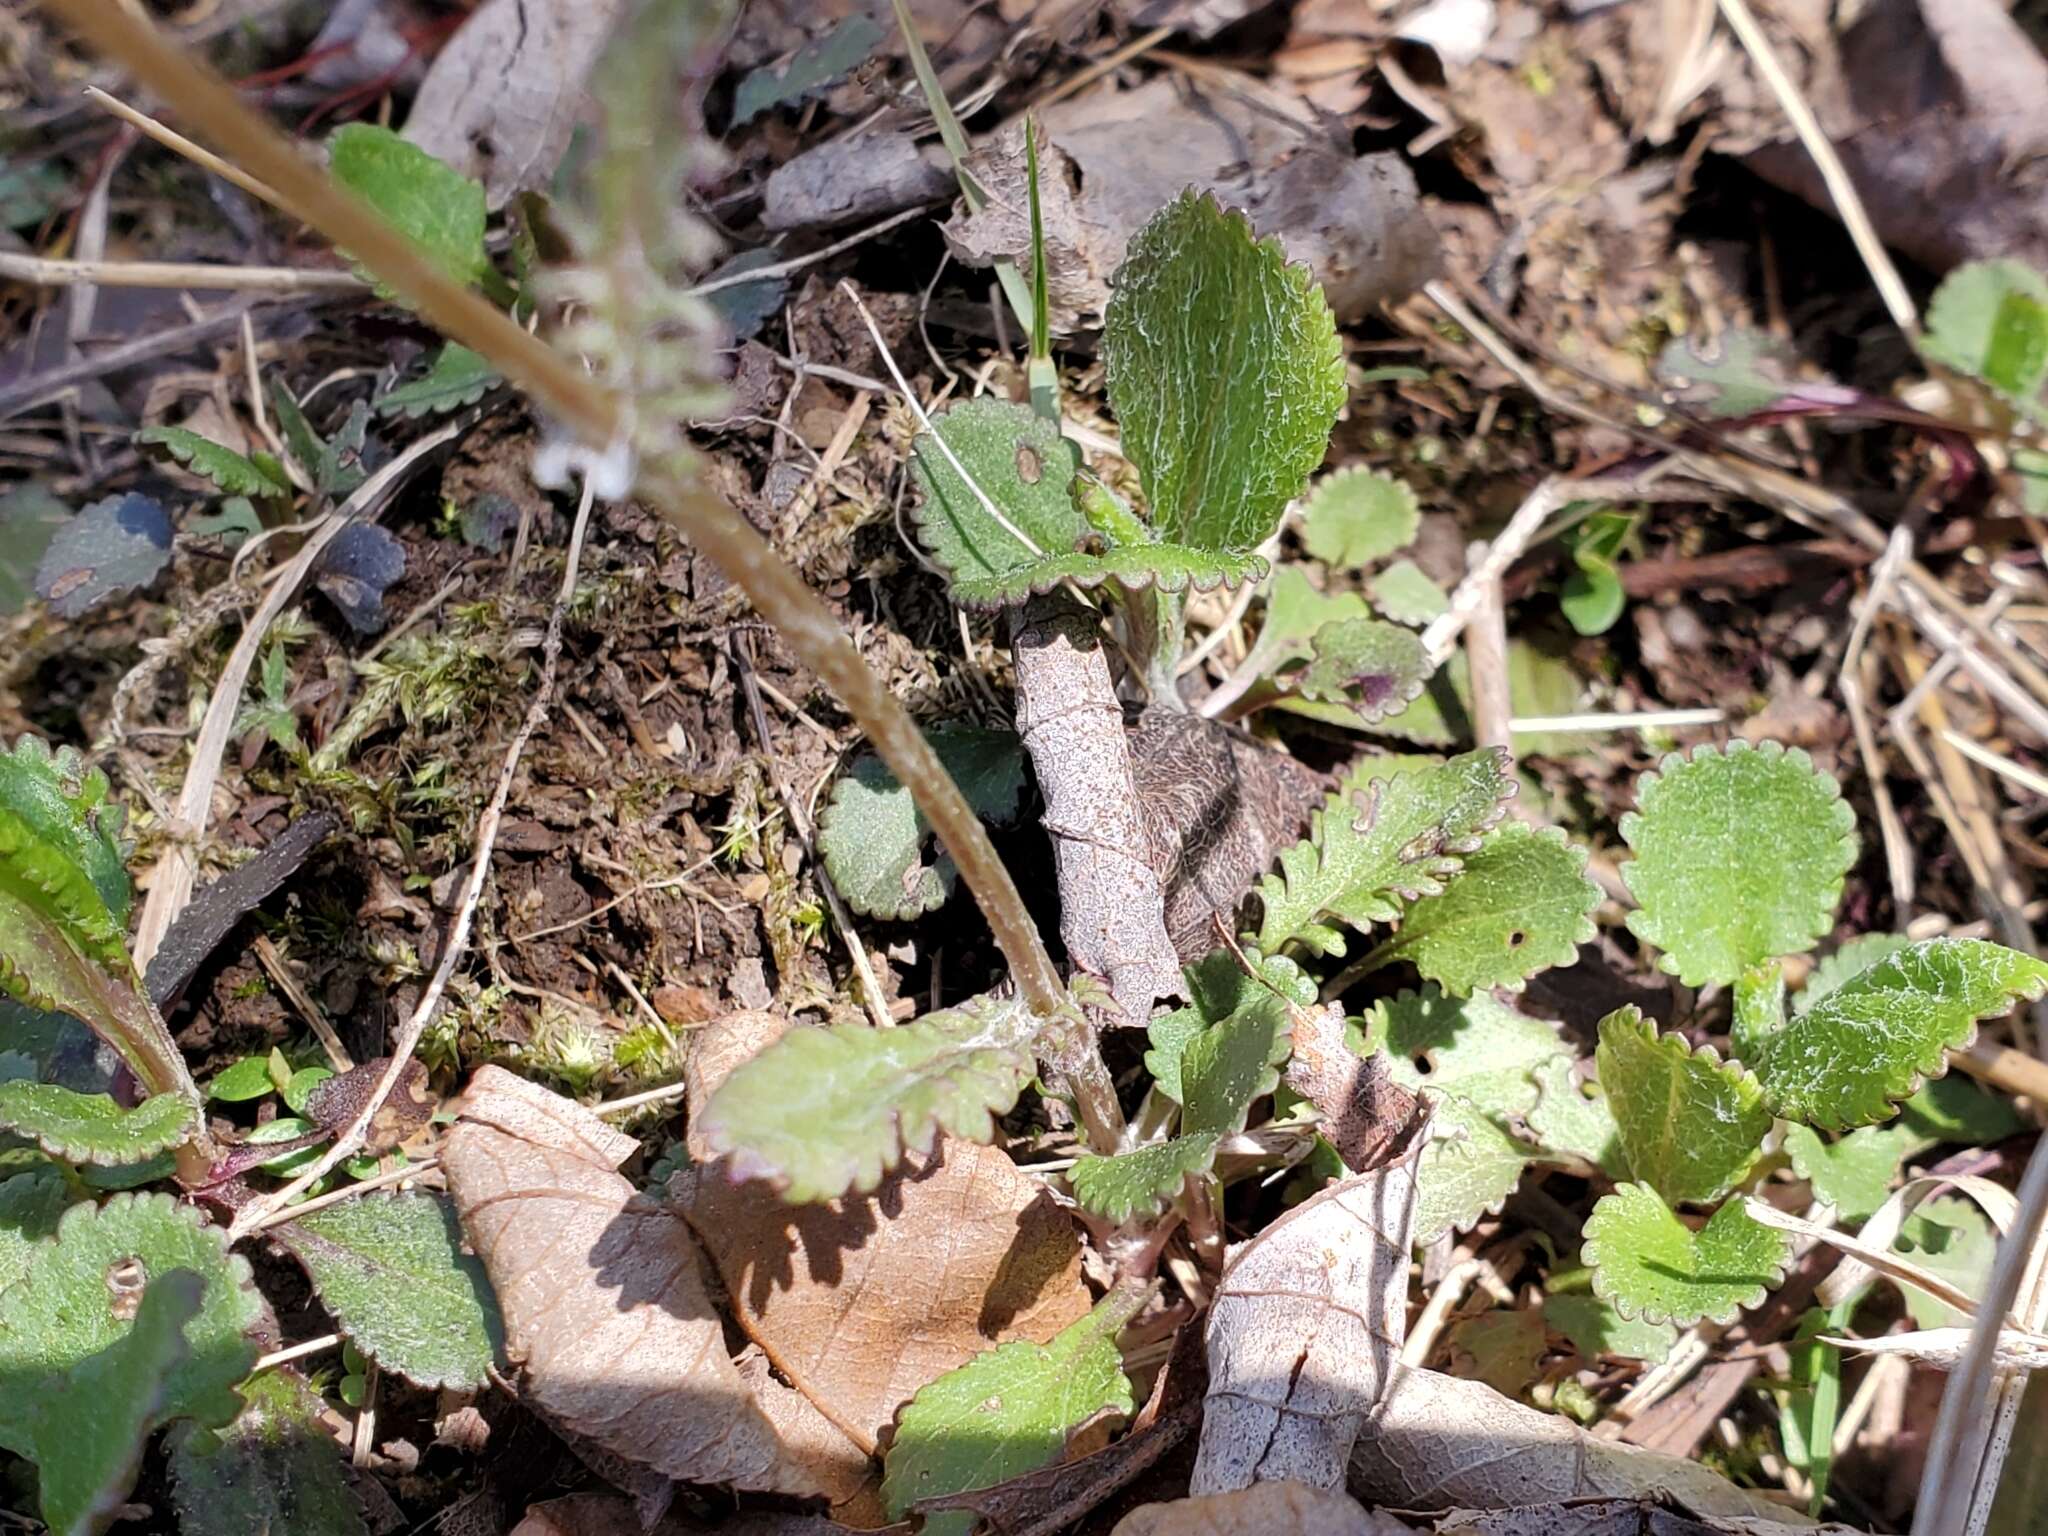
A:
[[1144, 948, 1309, 1105], [186, 498, 262, 549], [0, 1082, 196, 1168], [1282, 617, 1432, 719], [1448, 1308, 1547, 1398], [31, 1265, 205, 1536], [283, 1066, 334, 1115], [1363, 985, 1571, 1120], [1413, 1095, 1540, 1245], [1897, 1197, 1999, 1329], [1560, 562, 1624, 637], [1182, 990, 1289, 1138], [882, 1296, 1133, 1533], [1526, 1057, 1625, 1178], [1798, 933, 1914, 1015], [1749, 938, 2048, 1130], [1375, 823, 1598, 994], [375, 343, 500, 419], [1, 485, 75, 618], [1921, 259, 2048, 407], [1620, 741, 1857, 987], [733, 14, 884, 124], [0, 1193, 261, 1525], [208, 1054, 279, 1103], [171, 1369, 368, 1536], [1067, 1132, 1221, 1224], [1543, 1294, 1676, 1364], [817, 727, 1028, 920], [1898, 1073, 2024, 1146], [0, 734, 132, 926], [1254, 747, 1515, 957], [1300, 468, 1420, 569], [1782, 1122, 1919, 1224], [33, 492, 173, 620], [1143, 1004, 1204, 1105], [326, 124, 490, 296], [276, 1193, 502, 1390], [1103, 190, 1345, 554], [1583, 1182, 1792, 1327], [0, 1167, 69, 1293], [909, 399, 1264, 608], [698, 992, 1046, 1200], [135, 427, 288, 498], [1655, 329, 1805, 418], [1595, 1007, 1772, 1206], [1369, 558, 1448, 625]]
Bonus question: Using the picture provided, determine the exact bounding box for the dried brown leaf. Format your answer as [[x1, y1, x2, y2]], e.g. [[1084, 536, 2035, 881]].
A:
[[1435, 1499, 1848, 1536], [1349, 1368, 1814, 1521], [442, 1066, 844, 1499], [684, 1010, 792, 1163], [304, 1056, 433, 1154], [1112, 1479, 1405, 1536], [508, 1492, 889, 1536], [1284, 999, 1422, 1173], [1192, 1122, 1425, 1494]]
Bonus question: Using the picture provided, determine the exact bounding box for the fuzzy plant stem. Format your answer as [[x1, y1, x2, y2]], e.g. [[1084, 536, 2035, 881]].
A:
[[49, 0, 1122, 1154]]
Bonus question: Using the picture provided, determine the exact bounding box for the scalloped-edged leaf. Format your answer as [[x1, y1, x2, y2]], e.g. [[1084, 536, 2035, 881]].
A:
[[1583, 1182, 1791, 1327], [376, 343, 501, 420], [1248, 564, 1372, 675], [1144, 948, 1308, 1104], [817, 727, 1029, 920], [1921, 259, 2048, 407], [1300, 468, 1420, 570], [1783, 1122, 1918, 1224], [1375, 823, 1597, 994], [882, 1296, 1134, 1536], [1543, 1294, 1676, 1364], [1596, 1007, 1772, 1206], [0, 1192, 262, 1529], [1282, 617, 1432, 719], [276, 1192, 502, 1390], [1182, 989, 1289, 1139], [327, 123, 489, 295], [0, 736, 131, 925], [1413, 1095, 1539, 1245], [170, 1368, 368, 1536], [1621, 741, 1857, 986], [698, 992, 1045, 1199], [1749, 938, 2048, 1131], [1103, 190, 1345, 554], [1363, 985, 1570, 1120], [1798, 933, 1914, 1014], [1254, 747, 1514, 957], [1526, 1056, 1624, 1178], [1369, 558, 1448, 625], [136, 427, 288, 498], [34, 492, 173, 619], [0, 1082, 195, 1168], [1067, 1132, 1220, 1224]]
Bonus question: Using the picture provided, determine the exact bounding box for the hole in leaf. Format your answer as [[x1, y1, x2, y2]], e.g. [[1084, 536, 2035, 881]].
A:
[[1015, 442, 1043, 484], [105, 1256, 147, 1320], [1507, 930, 1527, 949]]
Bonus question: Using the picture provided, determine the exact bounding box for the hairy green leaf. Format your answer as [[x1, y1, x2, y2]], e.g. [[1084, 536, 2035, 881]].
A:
[[376, 342, 500, 419], [135, 427, 288, 498], [0, 1167, 68, 1293], [910, 398, 1263, 607], [327, 124, 489, 296], [1182, 990, 1289, 1138], [698, 992, 1045, 1199], [1898, 1073, 2024, 1146], [1283, 617, 1432, 719], [1067, 1132, 1221, 1224], [1596, 1007, 1772, 1206], [1376, 823, 1597, 994], [33, 493, 173, 620], [1749, 938, 2048, 1130], [1621, 741, 1857, 986], [171, 1369, 368, 1536], [277, 1193, 502, 1389], [1783, 1122, 1919, 1224], [1798, 934, 1914, 1014], [882, 1295, 1133, 1534], [1413, 1095, 1540, 1245], [1583, 1182, 1791, 1327], [1526, 1056, 1625, 1178], [1921, 259, 2048, 407], [1103, 191, 1345, 554], [0, 1082, 195, 1168], [1300, 468, 1420, 569], [0, 736, 130, 925], [1364, 985, 1571, 1120], [1143, 948, 1308, 1104], [817, 727, 1028, 920], [1369, 558, 1448, 625], [0, 1193, 261, 1530], [1254, 747, 1515, 957], [1543, 1294, 1676, 1364]]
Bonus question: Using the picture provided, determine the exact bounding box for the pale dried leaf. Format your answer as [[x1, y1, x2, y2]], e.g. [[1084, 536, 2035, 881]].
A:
[[675, 1142, 1090, 1458], [1349, 1367, 1810, 1520], [1285, 999, 1421, 1173], [684, 1010, 791, 1163], [1192, 1125, 1424, 1493], [1113, 1480, 1401, 1536], [441, 1066, 836, 1497]]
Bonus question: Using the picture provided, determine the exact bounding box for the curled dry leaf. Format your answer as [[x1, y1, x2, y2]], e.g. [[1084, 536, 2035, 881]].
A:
[[1349, 1367, 1811, 1521], [441, 1066, 853, 1500], [676, 1009, 1093, 1462], [1112, 1479, 1403, 1536], [1192, 1118, 1426, 1494]]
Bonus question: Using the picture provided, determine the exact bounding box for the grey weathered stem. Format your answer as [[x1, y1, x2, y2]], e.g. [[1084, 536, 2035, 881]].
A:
[[1011, 592, 1186, 1024]]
